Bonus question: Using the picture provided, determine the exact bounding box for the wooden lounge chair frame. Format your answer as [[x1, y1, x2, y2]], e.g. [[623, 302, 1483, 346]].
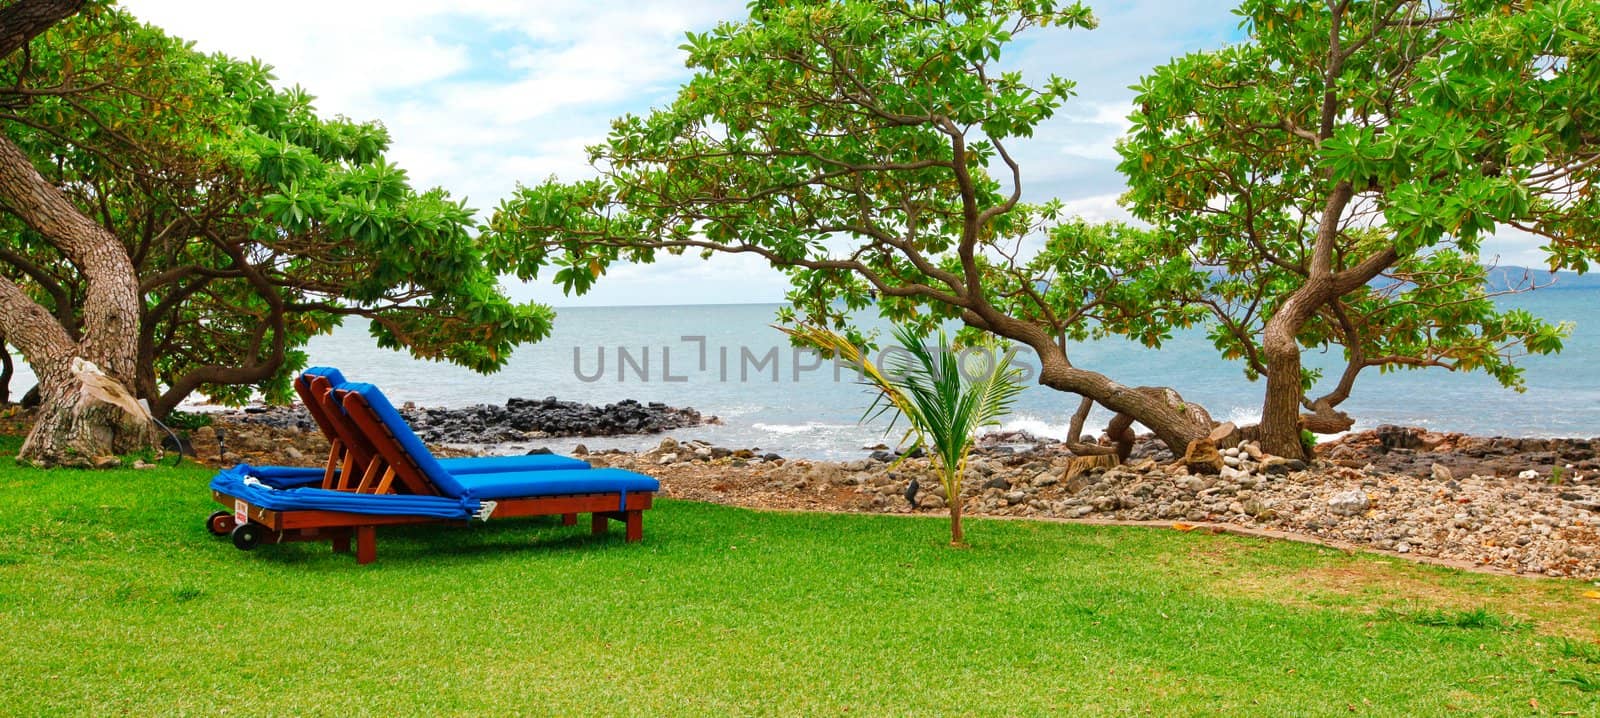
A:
[[209, 381, 654, 565], [294, 372, 386, 491], [290, 372, 356, 488], [213, 487, 653, 565]]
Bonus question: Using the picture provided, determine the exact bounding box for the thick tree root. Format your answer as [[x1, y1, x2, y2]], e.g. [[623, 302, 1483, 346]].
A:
[[18, 400, 155, 467]]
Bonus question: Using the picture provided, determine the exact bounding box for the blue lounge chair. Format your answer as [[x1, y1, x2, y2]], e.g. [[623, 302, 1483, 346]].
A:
[[204, 367, 594, 535], [207, 381, 659, 564]]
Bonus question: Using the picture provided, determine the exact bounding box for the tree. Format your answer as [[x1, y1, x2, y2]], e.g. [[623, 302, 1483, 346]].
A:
[[0, 0, 154, 464], [1120, 0, 1600, 458], [0, 3, 553, 465], [491, 0, 1223, 456], [793, 324, 1023, 545]]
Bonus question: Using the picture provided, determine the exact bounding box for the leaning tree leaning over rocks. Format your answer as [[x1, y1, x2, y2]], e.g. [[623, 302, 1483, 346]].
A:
[[1120, 0, 1600, 458], [0, 0, 156, 463], [0, 2, 552, 465], [490, 0, 1226, 458]]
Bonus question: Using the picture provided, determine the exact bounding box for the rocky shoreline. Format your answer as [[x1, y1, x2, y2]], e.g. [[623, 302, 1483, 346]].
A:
[[210, 396, 715, 444], [1321, 425, 1600, 480], [586, 433, 1599, 579], [181, 406, 1600, 579]]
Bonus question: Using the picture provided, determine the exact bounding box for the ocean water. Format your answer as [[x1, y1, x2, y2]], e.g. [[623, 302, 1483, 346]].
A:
[[7, 291, 1598, 458]]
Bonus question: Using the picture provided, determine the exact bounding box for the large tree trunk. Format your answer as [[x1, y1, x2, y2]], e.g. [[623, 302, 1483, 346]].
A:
[[0, 277, 154, 465], [1257, 280, 1326, 460], [0, 130, 153, 465], [1257, 281, 1397, 459], [0, 0, 84, 58], [1255, 183, 1392, 461], [1259, 317, 1309, 460], [0, 0, 147, 465]]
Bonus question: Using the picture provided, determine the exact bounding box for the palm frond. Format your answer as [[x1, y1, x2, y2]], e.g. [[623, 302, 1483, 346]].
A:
[[781, 323, 1026, 509], [778, 324, 922, 441]]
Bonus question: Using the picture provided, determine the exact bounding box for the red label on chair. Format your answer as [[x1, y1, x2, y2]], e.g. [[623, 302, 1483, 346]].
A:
[[234, 499, 248, 526]]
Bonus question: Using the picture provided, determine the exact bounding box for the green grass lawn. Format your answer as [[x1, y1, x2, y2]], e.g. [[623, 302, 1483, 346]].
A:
[[2, 439, 1598, 716]]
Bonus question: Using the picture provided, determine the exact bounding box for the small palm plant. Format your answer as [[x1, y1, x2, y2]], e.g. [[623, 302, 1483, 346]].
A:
[[786, 324, 1024, 546]]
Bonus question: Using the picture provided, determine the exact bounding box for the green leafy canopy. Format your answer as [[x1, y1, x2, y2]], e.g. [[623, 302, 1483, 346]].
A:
[[0, 6, 553, 411], [1118, 0, 1600, 405]]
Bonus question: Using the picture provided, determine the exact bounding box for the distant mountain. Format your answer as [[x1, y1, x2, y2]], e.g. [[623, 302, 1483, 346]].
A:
[[1484, 266, 1600, 292], [1032, 264, 1598, 294], [1194, 265, 1600, 291]]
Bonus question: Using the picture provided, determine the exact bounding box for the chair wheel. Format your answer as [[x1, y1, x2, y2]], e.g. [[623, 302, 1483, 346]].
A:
[[231, 522, 264, 551], [206, 511, 236, 537]]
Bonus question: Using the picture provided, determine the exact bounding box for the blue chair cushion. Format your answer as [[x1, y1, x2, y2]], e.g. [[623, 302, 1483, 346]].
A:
[[211, 464, 478, 520], [228, 454, 589, 484], [454, 468, 660, 500], [300, 366, 348, 389], [439, 454, 590, 474], [245, 465, 327, 489], [339, 382, 469, 498]]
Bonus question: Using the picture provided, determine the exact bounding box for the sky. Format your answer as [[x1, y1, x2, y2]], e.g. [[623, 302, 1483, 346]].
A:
[[121, 1, 1548, 307]]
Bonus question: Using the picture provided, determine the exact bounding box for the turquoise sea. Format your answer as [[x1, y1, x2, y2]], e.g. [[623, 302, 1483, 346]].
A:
[[8, 290, 1598, 459]]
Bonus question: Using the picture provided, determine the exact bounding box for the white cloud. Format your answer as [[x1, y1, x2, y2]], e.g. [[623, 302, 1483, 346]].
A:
[[1064, 101, 1136, 130], [121, 0, 780, 307], [121, 1, 740, 190], [508, 252, 788, 307], [1055, 140, 1124, 162], [1059, 193, 1137, 225], [1480, 229, 1554, 269], [124, 2, 472, 116]]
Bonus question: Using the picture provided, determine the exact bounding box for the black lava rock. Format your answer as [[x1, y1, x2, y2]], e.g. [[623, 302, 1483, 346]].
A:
[[214, 395, 710, 444]]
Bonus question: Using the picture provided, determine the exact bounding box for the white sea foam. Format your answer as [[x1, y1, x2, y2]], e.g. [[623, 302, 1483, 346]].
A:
[[1223, 406, 1261, 427], [752, 421, 857, 435], [989, 416, 1075, 440]]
